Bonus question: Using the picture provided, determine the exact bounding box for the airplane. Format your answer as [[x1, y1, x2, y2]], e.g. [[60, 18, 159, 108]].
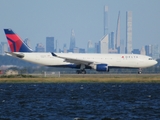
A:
[[4, 29, 157, 74]]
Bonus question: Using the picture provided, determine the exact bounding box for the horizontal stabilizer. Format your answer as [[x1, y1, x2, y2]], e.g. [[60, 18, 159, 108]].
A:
[[5, 52, 24, 58]]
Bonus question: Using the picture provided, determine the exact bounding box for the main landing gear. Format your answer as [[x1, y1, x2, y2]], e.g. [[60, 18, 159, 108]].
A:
[[76, 64, 86, 74], [76, 69, 86, 74], [138, 68, 142, 74]]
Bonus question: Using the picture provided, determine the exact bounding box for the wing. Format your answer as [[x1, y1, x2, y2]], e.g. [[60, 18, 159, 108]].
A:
[[51, 52, 98, 65]]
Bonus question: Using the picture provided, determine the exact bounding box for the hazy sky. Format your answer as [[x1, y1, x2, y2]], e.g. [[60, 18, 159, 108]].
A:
[[0, 0, 160, 50]]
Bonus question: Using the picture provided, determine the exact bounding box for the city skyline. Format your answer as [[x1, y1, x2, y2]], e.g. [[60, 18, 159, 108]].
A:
[[0, 0, 160, 50], [0, 4, 159, 57]]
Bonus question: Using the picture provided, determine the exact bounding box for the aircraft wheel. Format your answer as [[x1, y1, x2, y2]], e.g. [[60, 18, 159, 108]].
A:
[[82, 70, 86, 74], [76, 70, 86, 74], [138, 68, 142, 74]]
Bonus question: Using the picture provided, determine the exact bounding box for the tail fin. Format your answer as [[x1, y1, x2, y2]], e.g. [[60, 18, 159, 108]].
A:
[[4, 29, 33, 52]]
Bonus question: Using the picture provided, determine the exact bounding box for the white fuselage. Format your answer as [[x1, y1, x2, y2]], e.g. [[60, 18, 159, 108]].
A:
[[12, 52, 157, 69]]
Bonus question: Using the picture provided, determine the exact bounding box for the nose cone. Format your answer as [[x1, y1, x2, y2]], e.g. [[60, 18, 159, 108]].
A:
[[154, 60, 158, 65]]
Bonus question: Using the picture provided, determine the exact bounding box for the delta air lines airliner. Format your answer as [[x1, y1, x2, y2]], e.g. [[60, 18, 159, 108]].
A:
[[4, 29, 157, 74]]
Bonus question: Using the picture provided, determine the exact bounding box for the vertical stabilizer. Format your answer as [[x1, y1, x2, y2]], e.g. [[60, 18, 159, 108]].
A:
[[4, 29, 33, 52]]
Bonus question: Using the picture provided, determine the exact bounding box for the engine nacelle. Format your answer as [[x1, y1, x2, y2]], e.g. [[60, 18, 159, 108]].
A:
[[91, 64, 109, 72]]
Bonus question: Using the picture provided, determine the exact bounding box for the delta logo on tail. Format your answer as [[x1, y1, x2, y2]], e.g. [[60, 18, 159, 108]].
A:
[[4, 29, 33, 52]]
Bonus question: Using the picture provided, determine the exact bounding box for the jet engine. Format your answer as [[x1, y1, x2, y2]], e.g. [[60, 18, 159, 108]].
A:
[[91, 64, 109, 72]]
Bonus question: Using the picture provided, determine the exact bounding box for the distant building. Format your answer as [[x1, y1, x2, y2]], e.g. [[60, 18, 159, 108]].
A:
[[63, 44, 67, 53], [99, 34, 108, 53], [73, 47, 79, 53], [6, 69, 18, 75], [79, 48, 85, 53], [108, 49, 118, 54], [55, 40, 58, 53], [24, 38, 31, 48], [120, 39, 125, 53], [140, 46, 146, 55], [151, 44, 160, 59], [109, 32, 115, 50], [0, 42, 8, 55], [94, 43, 100, 53], [69, 29, 76, 52], [115, 11, 121, 53], [87, 40, 95, 53], [108, 32, 118, 54], [104, 5, 109, 35], [72, 47, 85, 53], [132, 49, 140, 54], [126, 11, 132, 54], [46, 37, 54, 52], [35, 43, 45, 52], [145, 45, 152, 56]]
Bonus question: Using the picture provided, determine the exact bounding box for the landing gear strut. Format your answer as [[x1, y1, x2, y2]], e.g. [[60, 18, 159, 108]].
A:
[[138, 68, 142, 74], [76, 69, 86, 74], [76, 64, 86, 74]]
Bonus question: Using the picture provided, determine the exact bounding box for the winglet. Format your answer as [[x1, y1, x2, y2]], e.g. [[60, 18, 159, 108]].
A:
[[51, 52, 57, 57]]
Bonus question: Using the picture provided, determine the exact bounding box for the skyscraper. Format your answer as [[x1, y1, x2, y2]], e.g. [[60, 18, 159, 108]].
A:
[[95, 43, 100, 53], [120, 39, 125, 53], [140, 46, 146, 55], [109, 32, 114, 50], [115, 11, 120, 53], [99, 34, 108, 53], [126, 11, 132, 54], [87, 40, 95, 53], [63, 44, 67, 53], [0, 42, 8, 55], [151, 44, 160, 59], [24, 38, 31, 48], [46, 37, 54, 52], [145, 45, 152, 56], [132, 49, 140, 54], [35, 43, 45, 52], [69, 29, 76, 52], [104, 5, 109, 35]]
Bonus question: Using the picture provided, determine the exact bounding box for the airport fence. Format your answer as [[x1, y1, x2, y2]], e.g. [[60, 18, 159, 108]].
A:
[[26, 71, 61, 78]]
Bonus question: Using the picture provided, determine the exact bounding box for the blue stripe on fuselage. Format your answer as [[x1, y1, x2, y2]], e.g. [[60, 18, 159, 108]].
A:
[[47, 64, 92, 69]]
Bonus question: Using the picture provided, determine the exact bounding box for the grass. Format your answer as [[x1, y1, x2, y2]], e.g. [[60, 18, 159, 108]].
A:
[[1, 74, 160, 83]]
